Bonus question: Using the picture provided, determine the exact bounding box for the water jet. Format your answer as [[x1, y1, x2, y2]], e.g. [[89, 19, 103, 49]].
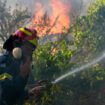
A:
[[52, 52, 105, 84]]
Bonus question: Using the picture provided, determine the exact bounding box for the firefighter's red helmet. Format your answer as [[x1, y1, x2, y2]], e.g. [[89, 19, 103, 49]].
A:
[[14, 27, 39, 46]]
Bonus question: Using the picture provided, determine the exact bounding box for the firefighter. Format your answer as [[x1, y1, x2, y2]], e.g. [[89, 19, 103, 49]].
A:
[[0, 27, 40, 105]]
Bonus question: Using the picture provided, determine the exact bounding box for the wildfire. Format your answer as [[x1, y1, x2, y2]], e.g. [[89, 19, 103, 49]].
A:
[[31, 0, 71, 36]]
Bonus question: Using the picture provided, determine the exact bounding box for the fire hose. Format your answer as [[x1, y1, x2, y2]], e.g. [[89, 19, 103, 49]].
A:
[[27, 80, 54, 103]]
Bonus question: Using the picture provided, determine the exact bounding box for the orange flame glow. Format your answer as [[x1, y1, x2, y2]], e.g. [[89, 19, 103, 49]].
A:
[[31, 0, 71, 36], [51, 48, 57, 56]]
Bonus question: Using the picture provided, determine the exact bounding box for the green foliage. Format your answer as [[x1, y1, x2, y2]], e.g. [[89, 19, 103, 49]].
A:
[[29, 39, 76, 105], [25, 0, 105, 104], [33, 40, 74, 80], [72, 0, 105, 57]]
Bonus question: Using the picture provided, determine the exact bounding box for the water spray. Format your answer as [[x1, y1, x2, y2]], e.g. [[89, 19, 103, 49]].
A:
[[28, 52, 105, 103], [30, 52, 105, 90], [52, 52, 105, 84], [28, 52, 105, 89]]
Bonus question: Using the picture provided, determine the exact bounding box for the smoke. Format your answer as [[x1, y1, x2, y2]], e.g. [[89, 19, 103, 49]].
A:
[[6, 0, 95, 15]]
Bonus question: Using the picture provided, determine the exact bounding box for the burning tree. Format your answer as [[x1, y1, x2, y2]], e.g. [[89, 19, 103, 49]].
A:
[[30, 0, 71, 36]]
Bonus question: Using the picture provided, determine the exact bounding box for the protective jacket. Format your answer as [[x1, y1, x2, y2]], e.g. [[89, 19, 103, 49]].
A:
[[0, 52, 28, 105]]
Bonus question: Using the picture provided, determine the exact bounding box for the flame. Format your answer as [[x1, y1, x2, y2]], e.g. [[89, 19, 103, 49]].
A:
[[50, 0, 70, 34], [31, 0, 71, 36], [34, 2, 44, 20], [51, 48, 57, 56]]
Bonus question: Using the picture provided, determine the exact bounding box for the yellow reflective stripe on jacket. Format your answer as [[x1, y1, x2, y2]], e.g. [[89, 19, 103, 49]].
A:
[[20, 28, 32, 36], [0, 73, 13, 80]]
